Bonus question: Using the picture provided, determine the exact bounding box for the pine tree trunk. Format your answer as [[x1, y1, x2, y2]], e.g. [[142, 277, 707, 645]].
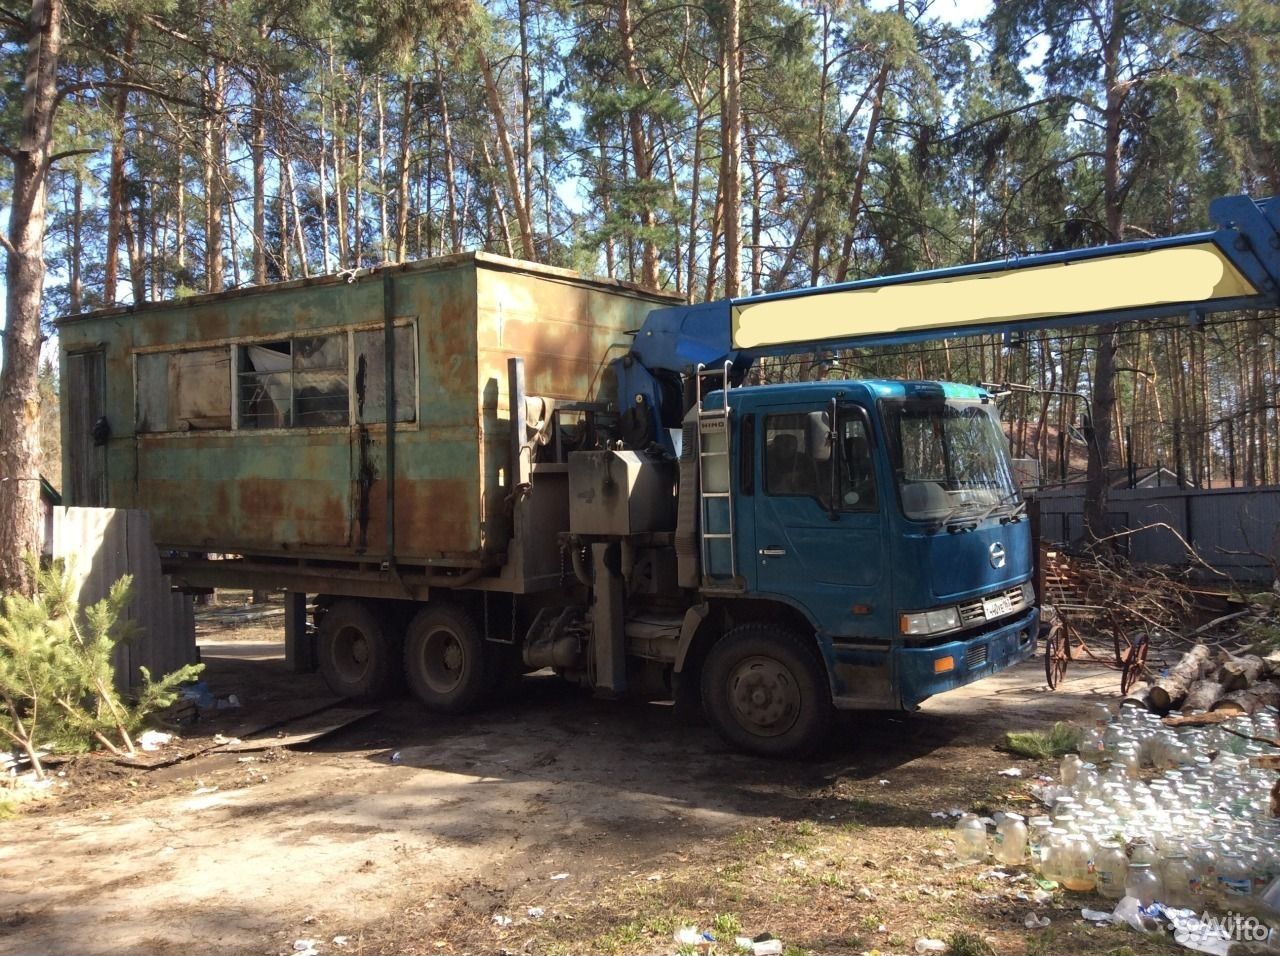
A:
[[478, 52, 536, 260], [353, 79, 364, 267], [251, 72, 268, 284], [720, 0, 742, 298], [617, 0, 658, 287], [69, 170, 83, 313], [437, 65, 459, 253], [1083, 5, 1127, 543], [376, 83, 389, 262], [685, 106, 703, 301], [0, 0, 61, 594], [395, 76, 413, 263], [204, 61, 226, 293], [599, 130, 616, 278]]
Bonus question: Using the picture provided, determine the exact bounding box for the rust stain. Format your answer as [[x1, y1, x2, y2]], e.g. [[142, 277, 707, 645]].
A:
[[362, 477, 477, 557]]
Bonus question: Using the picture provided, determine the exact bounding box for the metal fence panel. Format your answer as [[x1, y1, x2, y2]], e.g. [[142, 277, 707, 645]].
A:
[[1037, 485, 1280, 582], [51, 507, 197, 692]]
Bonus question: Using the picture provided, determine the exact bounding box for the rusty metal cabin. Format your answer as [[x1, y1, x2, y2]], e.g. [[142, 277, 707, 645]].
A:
[[57, 253, 680, 598]]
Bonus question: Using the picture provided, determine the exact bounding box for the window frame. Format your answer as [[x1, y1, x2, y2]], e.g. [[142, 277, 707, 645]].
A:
[[132, 317, 420, 436], [761, 403, 879, 513]]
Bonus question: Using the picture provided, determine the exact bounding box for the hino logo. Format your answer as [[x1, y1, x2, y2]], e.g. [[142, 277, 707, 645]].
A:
[[988, 542, 1007, 569]]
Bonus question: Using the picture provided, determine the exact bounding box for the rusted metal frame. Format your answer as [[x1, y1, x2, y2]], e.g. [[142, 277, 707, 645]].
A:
[[383, 268, 398, 578], [165, 554, 500, 597], [57, 251, 682, 331]]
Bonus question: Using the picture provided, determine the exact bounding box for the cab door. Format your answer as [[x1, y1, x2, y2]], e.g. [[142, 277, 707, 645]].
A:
[[750, 403, 890, 639]]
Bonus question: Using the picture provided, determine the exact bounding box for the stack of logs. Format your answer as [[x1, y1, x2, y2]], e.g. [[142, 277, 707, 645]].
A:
[[1124, 644, 1280, 716]]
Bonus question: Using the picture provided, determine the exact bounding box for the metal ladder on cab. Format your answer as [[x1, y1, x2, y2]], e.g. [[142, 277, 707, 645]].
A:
[[695, 362, 742, 591]]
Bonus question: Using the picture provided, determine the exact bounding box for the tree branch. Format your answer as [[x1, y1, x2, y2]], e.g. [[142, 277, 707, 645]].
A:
[[0, 233, 17, 258], [54, 80, 203, 114], [45, 147, 97, 168]]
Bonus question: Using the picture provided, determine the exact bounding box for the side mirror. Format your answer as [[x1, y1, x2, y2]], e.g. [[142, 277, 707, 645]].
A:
[[807, 410, 833, 462]]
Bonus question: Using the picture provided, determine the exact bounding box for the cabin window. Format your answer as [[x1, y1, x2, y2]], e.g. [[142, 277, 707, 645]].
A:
[[135, 322, 416, 433], [238, 335, 349, 429], [136, 347, 232, 432], [764, 414, 822, 498], [352, 326, 417, 423]]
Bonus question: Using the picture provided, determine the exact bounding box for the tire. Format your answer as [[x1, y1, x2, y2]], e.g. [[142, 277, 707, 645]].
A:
[[700, 623, 833, 757], [317, 600, 399, 702], [403, 604, 489, 714]]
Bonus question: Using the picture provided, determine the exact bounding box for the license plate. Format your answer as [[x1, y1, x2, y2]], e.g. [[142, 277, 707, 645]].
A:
[[982, 594, 1014, 619]]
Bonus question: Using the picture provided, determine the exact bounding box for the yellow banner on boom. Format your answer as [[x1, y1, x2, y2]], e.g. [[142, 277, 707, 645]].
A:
[[731, 243, 1257, 350]]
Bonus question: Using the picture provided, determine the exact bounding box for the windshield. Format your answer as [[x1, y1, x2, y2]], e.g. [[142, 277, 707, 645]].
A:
[[882, 399, 1018, 523]]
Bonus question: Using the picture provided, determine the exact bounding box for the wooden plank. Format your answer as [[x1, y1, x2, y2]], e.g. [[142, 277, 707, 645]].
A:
[[218, 706, 379, 752]]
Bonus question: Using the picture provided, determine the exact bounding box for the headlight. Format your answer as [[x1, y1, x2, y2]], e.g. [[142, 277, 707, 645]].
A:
[[900, 606, 961, 636], [1022, 581, 1036, 605]]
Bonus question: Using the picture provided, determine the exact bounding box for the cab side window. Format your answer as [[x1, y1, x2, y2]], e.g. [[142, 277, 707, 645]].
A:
[[764, 414, 820, 497]]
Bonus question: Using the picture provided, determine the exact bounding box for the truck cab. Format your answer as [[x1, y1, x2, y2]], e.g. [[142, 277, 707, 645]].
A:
[[674, 378, 1037, 753]]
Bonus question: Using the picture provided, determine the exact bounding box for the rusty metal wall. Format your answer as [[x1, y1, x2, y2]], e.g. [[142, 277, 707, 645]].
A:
[[1038, 484, 1280, 581], [57, 253, 680, 578], [51, 507, 197, 692]]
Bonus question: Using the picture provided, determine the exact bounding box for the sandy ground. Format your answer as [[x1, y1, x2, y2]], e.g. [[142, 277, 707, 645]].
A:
[[0, 608, 1136, 956]]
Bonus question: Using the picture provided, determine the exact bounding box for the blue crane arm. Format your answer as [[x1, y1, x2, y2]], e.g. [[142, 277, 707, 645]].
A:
[[630, 194, 1280, 375]]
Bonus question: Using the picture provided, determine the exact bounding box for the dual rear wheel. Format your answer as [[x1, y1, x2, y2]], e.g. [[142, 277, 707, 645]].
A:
[[317, 599, 492, 712]]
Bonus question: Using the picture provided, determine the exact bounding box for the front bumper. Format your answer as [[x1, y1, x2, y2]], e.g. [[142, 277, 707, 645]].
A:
[[895, 606, 1039, 709]]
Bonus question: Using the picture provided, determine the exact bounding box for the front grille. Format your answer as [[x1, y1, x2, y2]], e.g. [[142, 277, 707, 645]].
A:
[[957, 584, 1026, 625], [966, 642, 989, 669]]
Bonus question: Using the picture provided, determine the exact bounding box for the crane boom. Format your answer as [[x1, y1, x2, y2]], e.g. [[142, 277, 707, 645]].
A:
[[632, 194, 1280, 373]]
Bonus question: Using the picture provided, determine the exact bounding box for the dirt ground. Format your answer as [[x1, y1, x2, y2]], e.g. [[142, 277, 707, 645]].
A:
[[1, 604, 1180, 956]]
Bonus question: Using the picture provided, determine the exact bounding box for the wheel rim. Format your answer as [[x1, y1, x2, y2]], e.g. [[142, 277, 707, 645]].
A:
[[726, 655, 801, 738], [332, 625, 371, 684], [418, 626, 467, 695], [1044, 623, 1067, 689], [1121, 635, 1149, 694]]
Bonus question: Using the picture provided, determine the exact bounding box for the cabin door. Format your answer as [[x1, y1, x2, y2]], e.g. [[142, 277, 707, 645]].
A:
[[66, 349, 108, 506]]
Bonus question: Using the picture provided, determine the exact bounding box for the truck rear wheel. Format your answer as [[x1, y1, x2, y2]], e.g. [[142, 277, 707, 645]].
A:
[[403, 604, 489, 714], [317, 600, 399, 702], [701, 623, 833, 757]]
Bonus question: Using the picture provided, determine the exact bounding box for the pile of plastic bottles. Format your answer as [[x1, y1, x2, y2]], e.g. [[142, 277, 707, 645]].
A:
[[956, 702, 1279, 906]]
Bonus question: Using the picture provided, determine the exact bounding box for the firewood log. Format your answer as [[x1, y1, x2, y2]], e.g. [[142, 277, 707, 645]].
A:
[[1209, 680, 1280, 715], [1217, 654, 1266, 691], [1182, 679, 1224, 713], [1262, 650, 1280, 679], [1149, 644, 1212, 713], [1120, 685, 1152, 710]]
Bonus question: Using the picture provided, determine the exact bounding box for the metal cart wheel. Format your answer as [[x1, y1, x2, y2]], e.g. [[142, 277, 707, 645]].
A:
[[1044, 619, 1070, 689], [1120, 632, 1150, 695]]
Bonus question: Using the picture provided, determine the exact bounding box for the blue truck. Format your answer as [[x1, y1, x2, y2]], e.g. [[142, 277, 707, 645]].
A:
[[59, 195, 1280, 755]]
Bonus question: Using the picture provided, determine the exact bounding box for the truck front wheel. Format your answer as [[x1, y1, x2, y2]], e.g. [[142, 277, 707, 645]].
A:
[[403, 604, 488, 714], [317, 600, 399, 702], [701, 623, 833, 757]]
